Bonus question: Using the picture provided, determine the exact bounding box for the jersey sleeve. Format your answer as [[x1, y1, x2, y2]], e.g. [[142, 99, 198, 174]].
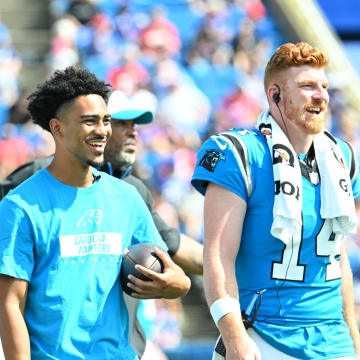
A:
[[338, 139, 360, 198], [0, 197, 35, 281], [191, 131, 253, 201]]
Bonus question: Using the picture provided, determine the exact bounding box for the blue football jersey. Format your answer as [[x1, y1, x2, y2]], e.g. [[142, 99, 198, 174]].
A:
[[192, 128, 360, 359]]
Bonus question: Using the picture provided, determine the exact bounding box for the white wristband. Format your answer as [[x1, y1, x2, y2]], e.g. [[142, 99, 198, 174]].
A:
[[210, 297, 240, 326]]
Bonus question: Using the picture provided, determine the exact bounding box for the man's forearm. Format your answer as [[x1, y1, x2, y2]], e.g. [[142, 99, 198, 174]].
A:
[[172, 234, 203, 275], [0, 304, 31, 360], [204, 260, 260, 359]]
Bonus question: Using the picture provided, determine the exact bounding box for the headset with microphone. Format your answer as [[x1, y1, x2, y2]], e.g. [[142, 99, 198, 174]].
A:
[[272, 83, 291, 140], [273, 84, 281, 104]]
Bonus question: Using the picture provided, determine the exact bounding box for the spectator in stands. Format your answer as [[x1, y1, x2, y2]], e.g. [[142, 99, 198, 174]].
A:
[[50, 13, 81, 70], [107, 46, 150, 97], [0, 134, 29, 181], [213, 82, 262, 133], [156, 58, 211, 137], [0, 19, 22, 128], [139, 6, 181, 60]]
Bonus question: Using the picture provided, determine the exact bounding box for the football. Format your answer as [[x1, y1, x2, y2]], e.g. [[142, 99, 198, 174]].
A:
[[120, 243, 164, 296]]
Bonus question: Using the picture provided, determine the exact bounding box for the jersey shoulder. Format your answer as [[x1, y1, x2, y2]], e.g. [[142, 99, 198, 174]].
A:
[[192, 128, 269, 198], [198, 128, 267, 170], [331, 133, 359, 183]]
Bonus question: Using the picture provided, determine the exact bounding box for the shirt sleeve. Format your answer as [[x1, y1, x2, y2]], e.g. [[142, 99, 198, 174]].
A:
[[0, 197, 35, 281], [125, 175, 180, 256], [151, 211, 180, 257], [130, 190, 169, 253]]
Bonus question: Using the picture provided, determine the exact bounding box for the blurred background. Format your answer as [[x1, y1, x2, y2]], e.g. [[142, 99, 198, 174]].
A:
[[1, 1, 360, 359]]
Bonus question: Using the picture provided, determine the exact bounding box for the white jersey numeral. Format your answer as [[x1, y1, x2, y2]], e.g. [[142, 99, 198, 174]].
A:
[[271, 219, 342, 282], [316, 219, 342, 281]]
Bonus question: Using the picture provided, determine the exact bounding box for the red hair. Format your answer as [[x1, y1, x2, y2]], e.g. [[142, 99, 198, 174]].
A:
[[264, 42, 328, 90]]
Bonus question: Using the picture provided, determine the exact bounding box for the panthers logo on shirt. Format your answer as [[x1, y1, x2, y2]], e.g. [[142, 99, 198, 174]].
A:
[[199, 150, 226, 172]]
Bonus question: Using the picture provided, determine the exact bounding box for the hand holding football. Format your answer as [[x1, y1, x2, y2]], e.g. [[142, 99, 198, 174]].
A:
[[120, 243, 164, 296]]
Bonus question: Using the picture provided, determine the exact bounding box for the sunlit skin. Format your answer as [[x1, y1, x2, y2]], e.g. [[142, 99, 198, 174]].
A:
[[104, 119, 137, 168], [269, 65, 330, 153], [283, 66, 329, 134], [48, 94, 112, 187]]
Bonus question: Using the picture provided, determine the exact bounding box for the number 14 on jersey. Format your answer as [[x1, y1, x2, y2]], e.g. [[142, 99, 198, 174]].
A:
[[272, 219, 342, 282]]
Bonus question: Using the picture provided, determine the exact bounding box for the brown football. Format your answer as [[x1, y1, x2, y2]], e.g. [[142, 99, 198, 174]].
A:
[[120, 243, 164, 296]]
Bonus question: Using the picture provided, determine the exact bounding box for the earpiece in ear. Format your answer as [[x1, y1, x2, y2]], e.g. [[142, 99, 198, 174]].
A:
[[273, 84, 281, 104], [273, 92, 280, 104]]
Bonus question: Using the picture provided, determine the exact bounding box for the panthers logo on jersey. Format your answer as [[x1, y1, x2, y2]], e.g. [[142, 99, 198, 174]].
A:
[[199, 150, 226, 172]]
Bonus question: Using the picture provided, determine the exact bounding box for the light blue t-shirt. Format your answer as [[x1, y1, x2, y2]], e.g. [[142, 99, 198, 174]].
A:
[[0, 168, 167, 360], [192, 128, 360, 359]]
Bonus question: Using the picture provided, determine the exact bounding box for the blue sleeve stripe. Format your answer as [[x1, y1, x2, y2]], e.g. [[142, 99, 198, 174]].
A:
[[219, 132, 252, 197]]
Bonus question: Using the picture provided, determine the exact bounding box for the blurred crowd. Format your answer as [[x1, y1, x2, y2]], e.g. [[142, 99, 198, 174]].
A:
[[46, 0, 281, 245], [2, 0, 360, 355], [0, 9, 56, 180]]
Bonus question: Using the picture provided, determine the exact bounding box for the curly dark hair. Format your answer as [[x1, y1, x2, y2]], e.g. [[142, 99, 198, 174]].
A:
[[27, 66, 112, 132]]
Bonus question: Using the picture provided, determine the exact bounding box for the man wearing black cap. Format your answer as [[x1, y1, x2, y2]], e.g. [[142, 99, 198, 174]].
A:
[[0, 89, 203, 359]]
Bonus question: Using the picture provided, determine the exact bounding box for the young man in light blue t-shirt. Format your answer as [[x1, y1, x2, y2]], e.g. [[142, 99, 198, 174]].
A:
[[0, 66, 190, 360]]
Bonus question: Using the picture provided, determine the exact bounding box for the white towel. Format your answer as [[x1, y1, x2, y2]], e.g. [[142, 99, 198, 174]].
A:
[[256, 110, 357, 244]]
